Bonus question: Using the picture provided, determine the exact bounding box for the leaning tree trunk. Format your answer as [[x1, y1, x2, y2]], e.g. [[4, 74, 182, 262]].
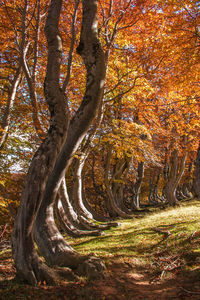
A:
[[164, 149, 178, 206], [0, 66, 21, 150], [104, 147, 133, 218], [131, 162, 144, 210], [55, 197, 101, 238], [72, 155, 93, 220], [19, 0, 45, 140], [34, 0, 106, 277], [112, 157, 132, 214], [12, 0, 70, 285], [148, 168, 155, 204], [165, 150, 187, 206], [72, 154, 115, 230], [56, 178, 102, 237], [182, 182, 192, 198], [193, 142, 200, 198]]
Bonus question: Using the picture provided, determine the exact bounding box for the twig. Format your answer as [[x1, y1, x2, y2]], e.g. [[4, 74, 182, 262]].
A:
[[0, 224, 8, 240], [151, 227, 171, 238], [179, 287, 200, 295]]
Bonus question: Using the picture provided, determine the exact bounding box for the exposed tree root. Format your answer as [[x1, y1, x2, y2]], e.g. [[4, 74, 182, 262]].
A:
[[14, 252, 57, 286], [75, 255, 106, 280]]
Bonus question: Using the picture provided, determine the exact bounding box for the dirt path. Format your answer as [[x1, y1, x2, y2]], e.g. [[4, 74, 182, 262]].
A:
[[84, 261, 200, 300], [1, 258, 200, 299]]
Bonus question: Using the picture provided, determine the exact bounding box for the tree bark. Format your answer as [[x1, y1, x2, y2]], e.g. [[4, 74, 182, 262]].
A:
[[72, 155, 93, 219], [182, 182, 192, 198], [104, 147, 133, 218], [131, 162, 144, 210], [164, 150, 187, 206], [34, 0, 106, 276], [12, 0, 69, 285], [20, 0, 45, 140], [0, 66, 21, 149], [55, 197, 101, 238], [59, 179, 85, 230], [112, 158, 132, 214], [55, 178, 104, 236]]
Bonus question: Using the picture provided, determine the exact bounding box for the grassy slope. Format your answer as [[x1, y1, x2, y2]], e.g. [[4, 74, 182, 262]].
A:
[[1, 198, 200, 299], [68, 199, 200, 279]]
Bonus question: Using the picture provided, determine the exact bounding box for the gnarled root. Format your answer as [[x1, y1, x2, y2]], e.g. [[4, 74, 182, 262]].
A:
[[15, 251, 80, 285], [14, 251, 57, 286], [75, 255, 106, 280]]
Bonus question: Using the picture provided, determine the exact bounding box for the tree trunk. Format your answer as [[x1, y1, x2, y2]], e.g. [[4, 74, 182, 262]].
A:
[[56, 178, 103, 236], [165, 150, 187, 206], [164, 150, 178, 206], [153, 169, 160, 201], [58, 179, 86, 230], [112, 157, 131, 213], [12, 0, 106, 285], [12, 0, 69, 285], [0, 66, 21, 149], [131, 162, 144, 210], [90, 151, 114, 218], [55, 197, 101, 238], [104, 147, 133, 218], [182, 182, 192, 198], [82, 178, 108, 222], [72, 155, 93, 219], [34, 0, 106, 277]]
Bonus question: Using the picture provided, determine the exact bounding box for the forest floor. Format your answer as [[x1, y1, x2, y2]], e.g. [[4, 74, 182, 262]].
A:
[[1, 199, 200, 299]]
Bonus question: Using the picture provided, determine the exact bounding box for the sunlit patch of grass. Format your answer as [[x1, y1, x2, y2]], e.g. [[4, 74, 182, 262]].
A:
[[66, 199, 200, 277]]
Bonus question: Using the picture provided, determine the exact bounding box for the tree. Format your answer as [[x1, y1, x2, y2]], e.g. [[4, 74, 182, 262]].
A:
[[12, 0, 106, 285]]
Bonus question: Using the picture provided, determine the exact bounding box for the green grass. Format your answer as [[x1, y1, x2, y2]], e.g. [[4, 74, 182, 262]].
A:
[[65, 199, 200, 275]]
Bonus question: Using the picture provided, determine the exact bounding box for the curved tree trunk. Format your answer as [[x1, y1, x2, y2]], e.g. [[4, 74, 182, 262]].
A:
[[104, 147, 133, 218], [12, 0, 69, 285], [19, 0, 45, 140], [60, 179, 79, 226], [0, 66, 22, 150], [112, 157, 132, 214], [90, 151, 111, 218], [182, 182, 192, 198], [58, 178, 103, 234], [72, 155, 93, 219], [82, 185, 120, 227], [131, 162, 144, 210], [82, 177, 109, 222], [12, 0, 106, 285], [55, 197, 101, 238], [165, 150, 187, 206], [34, 0, 106, 276], [59, 179, 86, 230], [148, 168, 157, 204]]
